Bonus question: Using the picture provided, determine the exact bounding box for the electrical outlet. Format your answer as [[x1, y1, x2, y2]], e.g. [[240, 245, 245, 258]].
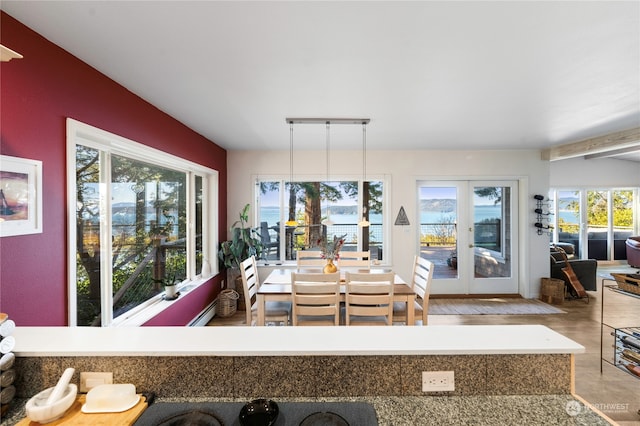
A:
[[80, 372, 113, 393], [422, 371, 455, 392]]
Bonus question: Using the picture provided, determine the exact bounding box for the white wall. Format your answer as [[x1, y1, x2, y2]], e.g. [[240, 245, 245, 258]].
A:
[[227, 149, 550, 298], [550, 157, 640, 187]]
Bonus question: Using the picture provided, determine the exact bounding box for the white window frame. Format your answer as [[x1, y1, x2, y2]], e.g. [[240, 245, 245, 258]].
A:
[[551, 187, 639, 261], [252, 173, 390, 265], [66, 119, 218, 326]]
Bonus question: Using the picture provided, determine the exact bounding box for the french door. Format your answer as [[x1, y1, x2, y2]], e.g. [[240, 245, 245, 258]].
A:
[[417, 180, 518, 295]]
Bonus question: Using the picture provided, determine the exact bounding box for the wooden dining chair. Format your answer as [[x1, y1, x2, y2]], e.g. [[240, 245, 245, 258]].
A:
[[344, 272, 395, 326], [393, 255, 434, 325], [240, 256, 290, 326], [337, 250, 371, 270], [291, 272, 341, 326], [296, 251, 325, 271]]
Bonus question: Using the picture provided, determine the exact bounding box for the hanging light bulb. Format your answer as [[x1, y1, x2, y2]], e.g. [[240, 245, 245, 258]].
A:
[[322, 121, 334, 226], [285, 121, 298, 227], [359, 121, 370, 227]]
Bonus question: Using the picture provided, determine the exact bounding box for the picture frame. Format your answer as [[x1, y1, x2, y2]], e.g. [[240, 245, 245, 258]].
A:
[[0, 155, 43, 237]]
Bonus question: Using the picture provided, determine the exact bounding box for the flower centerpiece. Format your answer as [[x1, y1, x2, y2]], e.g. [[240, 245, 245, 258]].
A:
[[317, 233, 346, 273]]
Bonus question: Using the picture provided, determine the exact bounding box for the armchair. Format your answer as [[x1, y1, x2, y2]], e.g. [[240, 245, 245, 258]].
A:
[[626, 236, 640, 267], [549, 248, 597, 292]]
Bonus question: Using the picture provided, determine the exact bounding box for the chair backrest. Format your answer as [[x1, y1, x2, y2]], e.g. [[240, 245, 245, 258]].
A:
[[345, 272, 394, 325], [338, 251, 371, 270], [296, 251, 325, 271], [291, 272, 341, 326], [411, 255, 434, 325], [239, 256, 260, 325]]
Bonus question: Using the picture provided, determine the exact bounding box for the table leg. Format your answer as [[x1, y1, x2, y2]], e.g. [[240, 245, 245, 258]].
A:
[[257, 294, 265, 326]]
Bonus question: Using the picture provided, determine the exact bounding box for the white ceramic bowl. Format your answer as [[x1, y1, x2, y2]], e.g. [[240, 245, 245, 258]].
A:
[[25, 383, 77, 424]]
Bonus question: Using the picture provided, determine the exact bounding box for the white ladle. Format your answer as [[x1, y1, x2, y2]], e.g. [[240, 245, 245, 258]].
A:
[[45, 367, 75, 405]]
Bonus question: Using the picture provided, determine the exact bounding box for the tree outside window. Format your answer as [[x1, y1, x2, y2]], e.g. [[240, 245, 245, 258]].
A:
[[72, 128, 213, 326], [257, 179, 384, 263]]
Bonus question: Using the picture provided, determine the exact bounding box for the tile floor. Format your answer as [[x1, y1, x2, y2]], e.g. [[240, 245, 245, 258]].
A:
[[207, 269, 640, 425]]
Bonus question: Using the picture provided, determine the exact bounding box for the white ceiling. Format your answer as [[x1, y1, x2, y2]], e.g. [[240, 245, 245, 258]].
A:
[[2, 1, 639, 154]]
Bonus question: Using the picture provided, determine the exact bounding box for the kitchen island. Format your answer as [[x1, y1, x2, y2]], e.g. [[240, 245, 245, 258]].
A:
[[1, 325, 613, 425]]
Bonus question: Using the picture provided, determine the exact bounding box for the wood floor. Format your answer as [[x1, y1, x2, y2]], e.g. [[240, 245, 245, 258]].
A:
[[207, 274, 640, 425]]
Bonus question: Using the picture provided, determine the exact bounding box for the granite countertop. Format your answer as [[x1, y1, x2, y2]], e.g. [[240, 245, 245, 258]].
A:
[[1, 395, 612, 425]]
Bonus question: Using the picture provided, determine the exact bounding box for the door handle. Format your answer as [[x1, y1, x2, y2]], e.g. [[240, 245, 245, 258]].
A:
[[469, 244, 474, 248]]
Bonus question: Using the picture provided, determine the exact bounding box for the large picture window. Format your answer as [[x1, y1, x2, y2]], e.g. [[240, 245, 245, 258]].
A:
[[67, 119, 217, 326], [551, 188, 637, 261], [256, 178, 386, 263]]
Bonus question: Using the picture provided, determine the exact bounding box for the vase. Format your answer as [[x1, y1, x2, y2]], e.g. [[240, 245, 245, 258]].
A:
[[323, 259, 338, 273]]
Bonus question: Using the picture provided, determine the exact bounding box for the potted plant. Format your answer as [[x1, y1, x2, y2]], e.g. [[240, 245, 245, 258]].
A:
[[163, 270, 180, 300], [154, 269, 180, 300], [447, 250, 457, 270], [218, 203, 263, 298]]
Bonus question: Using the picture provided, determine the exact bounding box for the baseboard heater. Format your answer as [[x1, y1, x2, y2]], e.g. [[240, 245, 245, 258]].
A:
[[188, 299, 217, 326]]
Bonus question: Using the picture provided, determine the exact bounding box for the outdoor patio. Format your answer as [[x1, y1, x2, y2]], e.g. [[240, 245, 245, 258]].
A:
[[420, 244, 457, 279]]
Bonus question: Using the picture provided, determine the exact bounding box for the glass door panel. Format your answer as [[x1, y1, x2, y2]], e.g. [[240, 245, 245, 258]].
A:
[[469, 183, 518, 294], [418, 185, 459, 280], [418, 180, 518, 295]]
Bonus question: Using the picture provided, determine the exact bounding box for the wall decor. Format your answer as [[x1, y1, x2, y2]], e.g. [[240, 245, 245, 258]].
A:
[[0, 155, 43, 237], [394, 206, 410, 226]]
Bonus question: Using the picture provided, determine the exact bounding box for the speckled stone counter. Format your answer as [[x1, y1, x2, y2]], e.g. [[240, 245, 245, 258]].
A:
[[1, 395, 613, 425]]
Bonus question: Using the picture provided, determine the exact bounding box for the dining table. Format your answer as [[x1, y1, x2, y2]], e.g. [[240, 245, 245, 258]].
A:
[[257, 268, 416, 326]]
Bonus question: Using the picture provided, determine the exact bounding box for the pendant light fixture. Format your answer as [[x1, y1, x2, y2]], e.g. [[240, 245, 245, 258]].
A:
[[321, 121, 334, 226], [285, 118, 370, 228], [285, 121, 298, 227], [358, 121, 370, 227]]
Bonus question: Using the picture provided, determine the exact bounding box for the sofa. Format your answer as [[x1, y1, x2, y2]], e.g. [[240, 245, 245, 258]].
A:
[[626, 236, 640, 267], [550, 247, 597, 292]]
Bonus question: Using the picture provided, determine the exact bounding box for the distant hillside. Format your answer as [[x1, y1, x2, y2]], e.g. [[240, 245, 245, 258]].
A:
[[420, 199, 456, 212], [321, 199, 456, 215], [325, 205, 358, 215]]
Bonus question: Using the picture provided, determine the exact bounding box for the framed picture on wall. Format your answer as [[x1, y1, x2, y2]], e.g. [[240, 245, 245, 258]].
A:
[[0, 155, 43, 237]]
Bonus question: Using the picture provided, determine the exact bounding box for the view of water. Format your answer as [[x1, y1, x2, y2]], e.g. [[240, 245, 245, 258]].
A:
[[259, 207, 382, 226], [259, 205, 577, 227]]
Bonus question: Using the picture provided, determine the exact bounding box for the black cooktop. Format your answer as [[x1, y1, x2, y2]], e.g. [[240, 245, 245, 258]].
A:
[[133, 401, 378, 426]]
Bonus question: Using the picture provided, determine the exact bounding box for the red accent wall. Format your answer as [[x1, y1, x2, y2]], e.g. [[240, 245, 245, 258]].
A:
[[0, 12, 227, 326]]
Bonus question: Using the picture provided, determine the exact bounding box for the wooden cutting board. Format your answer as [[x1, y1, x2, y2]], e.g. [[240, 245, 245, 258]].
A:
[[16, 394, 147, 425]]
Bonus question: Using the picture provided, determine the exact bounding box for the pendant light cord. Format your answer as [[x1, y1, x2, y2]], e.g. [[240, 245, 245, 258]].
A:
[[285, 121, 297, 227], [362, 122, 367, 184], [359, 122, 370, 227], [326, 121, 331, 183], [289, 121, 294, 185], [323, 121, 334, 225]]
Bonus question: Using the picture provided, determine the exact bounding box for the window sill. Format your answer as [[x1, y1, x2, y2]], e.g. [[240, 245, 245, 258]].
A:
[[114, 274, 214, 327]]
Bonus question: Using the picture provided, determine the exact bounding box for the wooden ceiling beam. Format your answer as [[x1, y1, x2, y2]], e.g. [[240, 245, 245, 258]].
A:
[[542, 127, 640, 161]]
